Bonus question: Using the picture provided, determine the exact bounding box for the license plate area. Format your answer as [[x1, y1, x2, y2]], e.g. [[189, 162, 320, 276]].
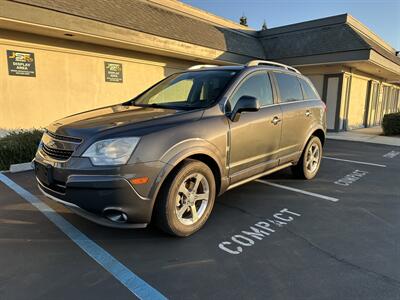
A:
[[35, 162, 53, 186]]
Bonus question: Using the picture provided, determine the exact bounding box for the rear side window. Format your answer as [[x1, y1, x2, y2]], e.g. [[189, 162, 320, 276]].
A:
[[229, 72, 273, 111], [299, 78, 320, 100], [274, 73, 303, 103]]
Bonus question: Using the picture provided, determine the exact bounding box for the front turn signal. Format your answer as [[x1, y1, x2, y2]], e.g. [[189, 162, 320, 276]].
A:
[[130, 176, 149, 185]]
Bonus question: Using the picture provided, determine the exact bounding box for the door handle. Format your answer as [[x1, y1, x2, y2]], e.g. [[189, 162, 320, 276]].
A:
[[305, 110, 312, 117], [271, 116, 281, 125]]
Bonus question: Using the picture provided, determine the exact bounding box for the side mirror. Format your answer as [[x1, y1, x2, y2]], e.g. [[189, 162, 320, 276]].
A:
[[229, 96, 260, 122]]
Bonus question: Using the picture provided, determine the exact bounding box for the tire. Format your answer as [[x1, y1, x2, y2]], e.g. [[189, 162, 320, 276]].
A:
[[291, 136, 322, 180], [155, 159, 216, 237]]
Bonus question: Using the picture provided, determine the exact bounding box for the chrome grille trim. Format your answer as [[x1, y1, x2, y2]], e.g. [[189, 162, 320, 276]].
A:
[[46, 131, 83, 143], [41, 144, 73, 160]]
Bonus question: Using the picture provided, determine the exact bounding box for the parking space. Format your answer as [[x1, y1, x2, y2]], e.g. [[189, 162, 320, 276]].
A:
[[1, 140, 400, 300], [0, 175, 137, 300]]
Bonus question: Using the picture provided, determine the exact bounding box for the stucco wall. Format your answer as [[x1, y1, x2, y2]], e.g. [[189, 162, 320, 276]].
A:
[[301, 65, 399, 131], [0, 30, 195, 130], [2, 29, 399, 132], [341, 73, 400, 130]]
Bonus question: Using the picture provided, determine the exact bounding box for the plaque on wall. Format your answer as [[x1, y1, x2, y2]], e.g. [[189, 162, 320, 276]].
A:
[[7, 50, 36, 77], [105, 62, 123, 83]]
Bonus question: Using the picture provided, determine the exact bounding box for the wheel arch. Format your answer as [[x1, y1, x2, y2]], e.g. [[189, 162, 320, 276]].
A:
[[295, 127, 325, 166], [149, 146, 226, 219], [312, 128, 326, 146], [184, 153, 222, 195], [301, 127, 326, 152], [160, 149, 224, 195]]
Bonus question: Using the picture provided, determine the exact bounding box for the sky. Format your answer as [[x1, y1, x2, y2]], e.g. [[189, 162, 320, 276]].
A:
[[181, 0, 400, 50]]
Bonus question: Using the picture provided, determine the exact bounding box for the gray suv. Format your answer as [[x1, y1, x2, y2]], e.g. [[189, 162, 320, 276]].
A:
[[34, 60, 326, 236]]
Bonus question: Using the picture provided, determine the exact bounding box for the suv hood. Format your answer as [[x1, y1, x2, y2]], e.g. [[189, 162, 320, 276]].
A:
[[47, 104, 199, 139]]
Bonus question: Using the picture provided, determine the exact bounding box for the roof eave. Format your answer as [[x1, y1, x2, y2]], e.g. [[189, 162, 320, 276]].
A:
[[273, 49, 400, 80], [0, 1, 261, 65]]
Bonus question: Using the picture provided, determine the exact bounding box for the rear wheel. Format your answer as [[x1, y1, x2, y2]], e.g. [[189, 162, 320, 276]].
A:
[[292, 136, 322, 179], [155, 159, 216, 237]]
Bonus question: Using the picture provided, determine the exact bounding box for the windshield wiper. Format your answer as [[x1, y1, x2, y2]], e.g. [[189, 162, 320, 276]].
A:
[[130, 102, 205, 110], [133, 103, 175, 109]]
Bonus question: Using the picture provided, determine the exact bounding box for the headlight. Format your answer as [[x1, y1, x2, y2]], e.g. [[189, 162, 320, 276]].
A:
[[82, 137, 140, 166]]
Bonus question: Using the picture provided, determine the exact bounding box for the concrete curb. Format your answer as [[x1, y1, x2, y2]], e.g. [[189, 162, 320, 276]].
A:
[[327, 134, 400, 147], [9, 162, 33, 173]]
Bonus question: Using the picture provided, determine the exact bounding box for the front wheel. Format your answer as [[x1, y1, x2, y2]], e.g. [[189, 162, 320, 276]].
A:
[[292, 136, 322, 179], [155, 159, 216, 237]]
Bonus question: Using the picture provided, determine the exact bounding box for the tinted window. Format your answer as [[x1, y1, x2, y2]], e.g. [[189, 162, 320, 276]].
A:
[[275, 73, 303, 102], [299, 78, 320, 100], [134, 70, 237, 109], [229, 72, 273, 111]]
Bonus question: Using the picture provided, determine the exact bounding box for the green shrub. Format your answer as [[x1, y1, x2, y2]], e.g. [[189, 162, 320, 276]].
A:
[[0, 129, 43, 171], [382, 112, 400, 136]]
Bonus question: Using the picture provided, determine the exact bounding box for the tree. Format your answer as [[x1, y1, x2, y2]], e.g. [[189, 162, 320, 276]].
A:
[[240, 14, 248, 27], [262, 20, 268, 31]]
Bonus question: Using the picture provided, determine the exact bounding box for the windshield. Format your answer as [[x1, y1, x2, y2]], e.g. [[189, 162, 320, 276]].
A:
[[133, 70, 238, 109]]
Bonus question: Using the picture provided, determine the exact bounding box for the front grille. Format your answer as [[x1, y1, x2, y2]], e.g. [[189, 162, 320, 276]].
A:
[[42, 144, 73, 160], [46, 131, 83, 143]]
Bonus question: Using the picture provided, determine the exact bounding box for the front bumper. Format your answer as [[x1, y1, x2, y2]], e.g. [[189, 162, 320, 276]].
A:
[[37, 181, 147, 228], [34, 154, 168, 228]]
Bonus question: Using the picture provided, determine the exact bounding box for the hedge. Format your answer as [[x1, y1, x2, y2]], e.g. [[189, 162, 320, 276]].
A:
[[382, 112, 400, 136], [0, 130, 43, 171]]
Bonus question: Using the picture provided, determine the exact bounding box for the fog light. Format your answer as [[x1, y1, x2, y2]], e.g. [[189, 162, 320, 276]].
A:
[[104, 209, 128, 223]]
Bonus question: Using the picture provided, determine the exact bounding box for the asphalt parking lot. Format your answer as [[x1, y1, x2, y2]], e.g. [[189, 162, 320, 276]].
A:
[[1, 139, 400, 300]]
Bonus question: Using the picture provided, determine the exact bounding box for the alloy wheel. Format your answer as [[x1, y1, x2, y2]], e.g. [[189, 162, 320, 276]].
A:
[[175, 173, 210, 226], [305, 142, 321, 173]]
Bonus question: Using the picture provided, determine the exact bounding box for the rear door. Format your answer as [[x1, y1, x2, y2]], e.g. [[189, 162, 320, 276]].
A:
[[227, 71, 282, 183], [272, 72, 313, 164]]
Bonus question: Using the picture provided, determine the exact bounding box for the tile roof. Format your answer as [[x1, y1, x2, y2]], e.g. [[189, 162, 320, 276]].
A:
[[259, 17, 400, 66], [259, 23, 370, 60], [10, 0, 265, 58], [356, 32, 400, 65], [6, 2, 400, 68]]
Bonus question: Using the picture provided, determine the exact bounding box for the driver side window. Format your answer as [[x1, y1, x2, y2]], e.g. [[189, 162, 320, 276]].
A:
[[228, 72, 273, 112]]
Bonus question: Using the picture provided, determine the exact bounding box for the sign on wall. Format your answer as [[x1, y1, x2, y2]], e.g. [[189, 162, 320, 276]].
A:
[[105, 62, 123, 83], [7, 50, 36, 77]]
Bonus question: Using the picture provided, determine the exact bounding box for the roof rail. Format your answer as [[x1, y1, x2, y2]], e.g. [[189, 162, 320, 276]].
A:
[[246, 60, 301, 74], [188, 64, 218, 70]]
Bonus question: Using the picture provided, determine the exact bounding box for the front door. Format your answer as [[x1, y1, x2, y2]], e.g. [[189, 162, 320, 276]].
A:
[[227, 71, 282, 183]]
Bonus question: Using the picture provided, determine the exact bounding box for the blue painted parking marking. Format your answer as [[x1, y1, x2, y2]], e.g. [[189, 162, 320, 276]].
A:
[[0, 173, 167, 300]]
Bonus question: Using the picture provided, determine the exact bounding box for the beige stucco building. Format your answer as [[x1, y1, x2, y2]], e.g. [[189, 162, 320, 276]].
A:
[[1, 0, 399, 131]]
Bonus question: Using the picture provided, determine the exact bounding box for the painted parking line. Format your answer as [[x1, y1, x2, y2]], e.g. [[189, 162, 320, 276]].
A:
[[255, 179, 339, 202], [322, 156, 387, 168], [0, 173, 167, 300], [383, 151, 400, 159]]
